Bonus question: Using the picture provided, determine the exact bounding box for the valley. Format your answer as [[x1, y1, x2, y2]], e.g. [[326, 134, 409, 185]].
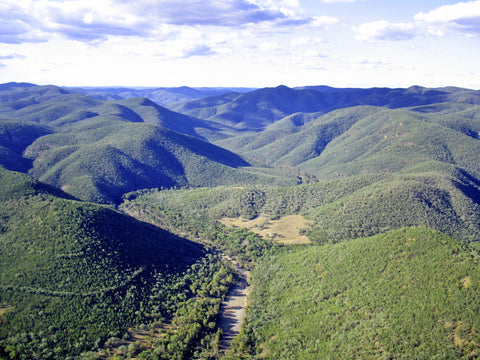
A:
[[1, 82, 480, 359]]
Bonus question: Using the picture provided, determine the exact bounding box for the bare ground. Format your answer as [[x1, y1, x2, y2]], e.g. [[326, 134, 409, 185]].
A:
[[218, 263, 250, 353], [220, 214, 313, 245]]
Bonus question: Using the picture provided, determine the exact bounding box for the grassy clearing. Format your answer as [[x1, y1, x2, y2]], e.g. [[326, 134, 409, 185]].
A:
[[219, 215, 312, 245]]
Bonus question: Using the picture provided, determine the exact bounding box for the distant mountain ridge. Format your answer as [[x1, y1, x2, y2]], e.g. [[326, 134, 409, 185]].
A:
[[68, 85, 255, 107], [172, 84, 480, 131]]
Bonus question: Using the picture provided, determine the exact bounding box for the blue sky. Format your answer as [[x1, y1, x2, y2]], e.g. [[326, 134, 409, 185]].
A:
[[0, 0, 479, 88]]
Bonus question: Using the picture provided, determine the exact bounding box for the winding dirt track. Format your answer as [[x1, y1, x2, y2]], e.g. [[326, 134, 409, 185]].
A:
[[218, 265, 250, 353]]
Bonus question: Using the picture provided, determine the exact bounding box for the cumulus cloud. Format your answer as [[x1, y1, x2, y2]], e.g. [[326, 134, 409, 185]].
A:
[[0, 1, 46, 43], [0, 0, 329, 44], [414, 0, 480, 36], [355, 1, 480, 42], [355, 20, 417, 42]]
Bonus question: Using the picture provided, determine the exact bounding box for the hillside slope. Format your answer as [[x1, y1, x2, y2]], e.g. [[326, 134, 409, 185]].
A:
[[299, 104, 480, 180], [213, 103, 480, 186], [235, 227, 480, 359], [122, 166, 480, 245], [0, 168, 209, 359], [0, 84, 299, 203]]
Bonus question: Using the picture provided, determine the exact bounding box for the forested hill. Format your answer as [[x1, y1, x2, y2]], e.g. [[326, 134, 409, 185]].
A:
[[214, 103, 480, 182], [2, 80, 480, 359], [0, 167, 215, 359], [171, 84, 480, 131], [0, 84, 299, 203]]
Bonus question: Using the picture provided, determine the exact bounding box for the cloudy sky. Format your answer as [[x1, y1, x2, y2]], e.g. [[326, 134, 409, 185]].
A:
[[0, 0, 479, 88]]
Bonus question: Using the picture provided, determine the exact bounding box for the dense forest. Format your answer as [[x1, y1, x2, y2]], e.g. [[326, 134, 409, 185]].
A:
[[1, 82, 480, 359]]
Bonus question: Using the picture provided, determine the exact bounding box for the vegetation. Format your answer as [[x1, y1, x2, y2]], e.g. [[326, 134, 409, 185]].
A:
[[121, 167, 480, 245], [172, 85, 480, 131], [121, 188, 280, 270], [2, 82, 480, 359], [0, 168, 235, 359], [0, 84, 299, 204], [232, 227, 480, 359]]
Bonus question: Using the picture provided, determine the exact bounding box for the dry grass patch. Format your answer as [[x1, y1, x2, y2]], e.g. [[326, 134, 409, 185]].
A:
[[0, 304, 12, 318], [220, 215, 313, 245]]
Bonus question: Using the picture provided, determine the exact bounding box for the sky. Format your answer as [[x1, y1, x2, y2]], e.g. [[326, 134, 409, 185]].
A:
[[0, 0, 479, 89]]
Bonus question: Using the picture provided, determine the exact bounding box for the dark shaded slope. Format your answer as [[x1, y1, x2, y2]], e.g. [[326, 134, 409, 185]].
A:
[[0, 168, 206, 359], [0, 120, 53, 172]]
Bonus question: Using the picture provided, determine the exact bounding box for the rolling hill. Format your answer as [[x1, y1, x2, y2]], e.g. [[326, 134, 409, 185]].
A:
[[171, 85, 480, 131], [0, 84, 299, 203], [121, 166, 480, 246], [3, 81, 480, 359], [213, 103, 480, 184]]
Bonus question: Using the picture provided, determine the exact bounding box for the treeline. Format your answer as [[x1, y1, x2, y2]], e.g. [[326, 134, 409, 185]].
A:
[[121, 168, 480, 246], [121, 195, 279, 270]]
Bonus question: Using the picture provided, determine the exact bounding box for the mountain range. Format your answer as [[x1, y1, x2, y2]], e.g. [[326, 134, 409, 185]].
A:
[[1, 81, 480, 359]]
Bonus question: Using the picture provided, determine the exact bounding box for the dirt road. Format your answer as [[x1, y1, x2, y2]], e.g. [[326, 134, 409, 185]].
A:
[[218, 265, 250, 353]]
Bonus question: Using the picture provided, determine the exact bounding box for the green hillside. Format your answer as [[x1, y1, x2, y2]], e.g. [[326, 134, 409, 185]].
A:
[[213, 103, 480, 182], [172, 85, 480, 131], [0, 84, 299, 204], [0, 83, 237, 141], [299, 105, 480, 181], [24, 118, 298, 204], [214, 106, 382, 166], [2, 81, 480, 360], [0, 168, 237, 359], [121, 165, 480, 245], [232, 227, 480, 359]]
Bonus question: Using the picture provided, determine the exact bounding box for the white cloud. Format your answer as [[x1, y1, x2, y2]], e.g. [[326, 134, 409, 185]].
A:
[[0, 0, 334, 44], [290, 37, 323, 47], [355, 20, 417, 42], [355, 1, 480, 42], [350, 57, 390, 69], [414, 0, 480, 36], [312, 16, 339, 27], [0, 48, 25, 60], [258, 42, 279, 52]]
